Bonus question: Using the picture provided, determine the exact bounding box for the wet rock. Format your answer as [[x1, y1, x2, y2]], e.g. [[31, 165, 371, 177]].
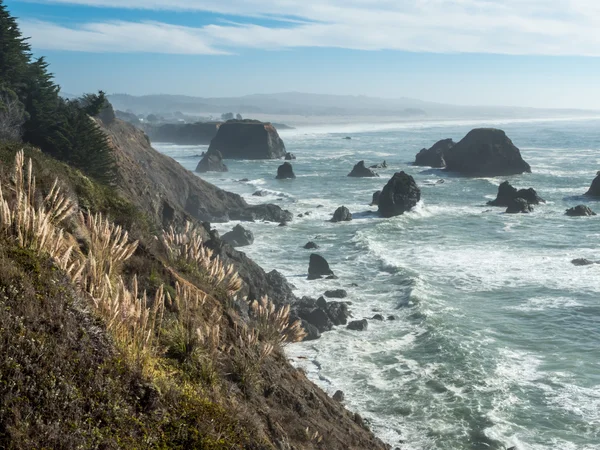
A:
[[585, 171, 600, 196], [444, 128, 531, 176], [370, 160, 388, 169], [343, 136, 352, 140], [303, 308, 333, 332], [195, 149, 228, 173], [331, 206, 352, 223], [278, 221, 288, 227], [371, 190, 381, 206], [348, 160, 379, 177], [488, 181, 544, 207], [304, 241, 319, 250], [323, 302, 349, 325], [387, 315, 397, 321], [378, 172, 421, 218], [506, 198, 533, 214], [308, 254, 334, 280], [347, 319, 368, 331], [414, 138, 454, 168], [284, 152, 296, 160], [252, 190, 266, 197], [300, 320, 321, 341], [324, 289, 348, 299], [372, 314, 384, 321], [566, 205, 597, 217], [571, 258, 596, 266], [332, 390, 345, 402], [221, 224, 254, 247], [276, 162, 296, 179]]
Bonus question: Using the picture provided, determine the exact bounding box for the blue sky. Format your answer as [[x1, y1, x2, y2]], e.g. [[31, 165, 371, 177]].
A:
[[6, 0, 600, 109]]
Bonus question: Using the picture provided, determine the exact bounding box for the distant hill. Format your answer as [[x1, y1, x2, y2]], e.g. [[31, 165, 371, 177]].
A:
[[108, 92, 597, 120]]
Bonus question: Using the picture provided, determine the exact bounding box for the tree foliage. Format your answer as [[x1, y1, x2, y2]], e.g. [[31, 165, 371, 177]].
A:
[[0, 1, 117, 184]]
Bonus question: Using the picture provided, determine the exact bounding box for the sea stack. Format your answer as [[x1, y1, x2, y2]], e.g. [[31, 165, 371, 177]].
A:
[[414, 138, 455, 168], [208, 119, 286, 159], [348, 161, 379, 177], [444, 128, 531, 176], [378, 172, 421, 218], [276, 162, 296, 179], [585, 172, 600, 196], [195, 149, 228, 173]]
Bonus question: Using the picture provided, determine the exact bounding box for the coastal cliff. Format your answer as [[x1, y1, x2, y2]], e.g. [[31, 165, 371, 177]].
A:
[[146, 121, 220, 145]]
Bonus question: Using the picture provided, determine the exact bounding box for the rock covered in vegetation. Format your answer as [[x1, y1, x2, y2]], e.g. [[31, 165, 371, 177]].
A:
[[276, 162, 296, 179], [444, 128, 531, 176], [414, 138, 454, 167], [331, 206, 352, 222], [195, 149, 228, 173], [566, 205, 597, 217], [308, 254, 334, 280], [208, 119, 286, 159], [506, 198, 534, 214], [378, 171, 421, 218], [348, 160, 379, 177], [585, 172, 600, 196], [488, 181, 544, 207], [221, 224, 254, 247]]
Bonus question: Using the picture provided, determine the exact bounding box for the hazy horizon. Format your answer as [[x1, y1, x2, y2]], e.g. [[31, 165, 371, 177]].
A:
[[8, 0, 600, 110]]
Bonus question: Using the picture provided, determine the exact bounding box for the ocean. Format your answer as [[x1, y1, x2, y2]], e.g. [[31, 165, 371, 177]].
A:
[[155, 117, 600, 450]]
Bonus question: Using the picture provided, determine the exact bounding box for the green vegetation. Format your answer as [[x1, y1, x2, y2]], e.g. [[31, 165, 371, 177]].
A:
[[0, 1, 116, 184]]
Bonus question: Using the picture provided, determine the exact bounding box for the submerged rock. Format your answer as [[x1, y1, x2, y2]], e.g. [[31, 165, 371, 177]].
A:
[[444, 128, 531, 176], [348, 160, 379, 178], [378, 172, 421, 218], [488, 181, 544, 207], [572, 258, 596, 266], [372, 314, 384, 321], [208, 119, 286, 159], [276, 162, 296, 179], [506, 198, 533, 214], [195, 149, 228, 173], [308, 254, 334, 280], [221, 224, 254, 247], [414, 138, 454, 168], [566, 205, 597, 217], [324, 289, 348, 299], [331, 206, 352, 223], [304, 241, 319, 250]]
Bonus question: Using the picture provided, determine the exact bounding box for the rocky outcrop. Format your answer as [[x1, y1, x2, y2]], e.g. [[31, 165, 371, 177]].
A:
[[378, 171, 421, 218], [414, 138, 454, 168], [97, 118, 289, 225], [371, 190, 381, 206], [208, 120, 286, 159], [284, 152, 296, 160], [304, 241, 319, 250], [331, 206, 352, 223], [195, 149, 228, 173], [308, 254, 334, 280], [444, 129, 531, 176], [276, 162, 296, 179], [221, 224, 254, 247], [292, 296, 350, 333], [585, 172, 600, 196], [370, 161, 387, 169], [506, 198, 533, 214], [348, 160, 379, 177], [488, 181, 544, 207], [347, 319, 368, 331], [566, 205, 597, 217], [146, 121, 220, 145], [324, 289, 348, 299]]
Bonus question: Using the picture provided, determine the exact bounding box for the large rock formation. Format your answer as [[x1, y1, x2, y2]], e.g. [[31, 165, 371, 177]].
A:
[[566, 205, 597, 217], [371, 190, 381, 206], [488, 181, 544, 207], [208, 119, 286, 159], [378, 172, 421, 218], [506, 198, 533, 214], [276, 162, 296, 179], [444, 129, 531, 176], [221, 224, 254, 247], [414, 138, 454, 168], [331, 206, 352, 223], [146, 122, 220, 145], [585, 172, 600, 196], [308, 254, 334, 280], [348, 160, 379, 177], [97, 118, 290, 224], [195, 149, 228, 173]]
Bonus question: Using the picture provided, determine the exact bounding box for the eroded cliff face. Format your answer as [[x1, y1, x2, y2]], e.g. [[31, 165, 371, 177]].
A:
[[146, 121, 220, 145], [209, 119, 286, 159], [98, 118, 289, 225]]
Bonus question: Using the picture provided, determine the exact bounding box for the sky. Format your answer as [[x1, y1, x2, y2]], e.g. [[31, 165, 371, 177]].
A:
[[5, 0, 600, 109]]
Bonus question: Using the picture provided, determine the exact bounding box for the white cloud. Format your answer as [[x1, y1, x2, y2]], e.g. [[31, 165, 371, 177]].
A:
[[18, 0, 600, 56]]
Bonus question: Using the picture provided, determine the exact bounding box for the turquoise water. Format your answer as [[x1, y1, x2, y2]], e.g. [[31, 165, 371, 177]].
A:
[[155, 117, 600, 450]]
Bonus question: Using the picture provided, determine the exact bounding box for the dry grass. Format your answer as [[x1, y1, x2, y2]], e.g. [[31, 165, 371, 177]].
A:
[[250, 296, 307, 345]]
